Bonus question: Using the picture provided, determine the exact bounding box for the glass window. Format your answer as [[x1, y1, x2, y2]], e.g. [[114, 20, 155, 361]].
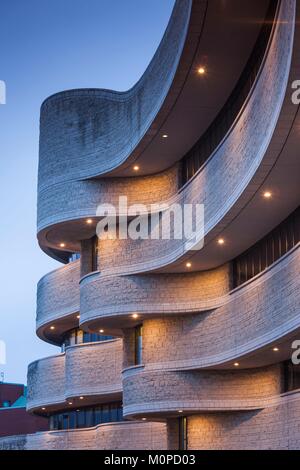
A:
[[76, 410, 86, 429], [102, 405, 110, 424], [181, 0, 277, 187], [49, 402, 123, 431], [92, 236, 99, 272], [69, 411, 76, 429], [94, 407, 102, 426], [283, 361, 300, 392], [135, 325, 143, 365], [233, 207, 299, 288], [62, 328, 114, 351], [86, 409, 94, 428], [179, 417, 188, 450]]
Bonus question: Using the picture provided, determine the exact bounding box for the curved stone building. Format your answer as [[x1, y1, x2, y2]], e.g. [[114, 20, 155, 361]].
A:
[[1, 0, 300, 450]]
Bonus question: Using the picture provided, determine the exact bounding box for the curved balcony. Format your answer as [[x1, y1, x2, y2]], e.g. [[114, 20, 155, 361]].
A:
[[27, 340, 122, 413], [27, 354, 65, 411], [167, 390, 300, 450], [36, 260, 80, 344], [38, 1, 268, 189], [123, 364, 282, 418], [81, 242, 300, 356], [0, 421, 167, 450], [38, 0, 195, 190], [135, 245, 300, 370], [80, 264, 230, 332], [38, 0, 299, 281]]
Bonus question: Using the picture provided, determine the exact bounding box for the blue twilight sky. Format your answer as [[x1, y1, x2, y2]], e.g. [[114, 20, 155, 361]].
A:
[[0, 0, 175, 384]]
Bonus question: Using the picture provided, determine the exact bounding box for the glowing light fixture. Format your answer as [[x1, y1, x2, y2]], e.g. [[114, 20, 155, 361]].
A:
[[79, 396, 84, 400], [218, 238, 225, 245], [197, 67, 206, 75], [273, 347, 279, 352], [133, 165, 140, 171], [186, 262, 192, 268], [86, 219, 93, 225], [234, 362, 239, 367], [60, 243, 66, 248], [162, 134, 168, 139], [132, 314, 139, 319], [263, 191, 272, 199], [99, 329, 104, 334], [178, 410, 183, 413], [50, 326, 55, 331]]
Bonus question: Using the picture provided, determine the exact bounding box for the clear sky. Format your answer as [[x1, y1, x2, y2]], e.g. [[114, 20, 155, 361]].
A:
[[0, 0, 175, 384]]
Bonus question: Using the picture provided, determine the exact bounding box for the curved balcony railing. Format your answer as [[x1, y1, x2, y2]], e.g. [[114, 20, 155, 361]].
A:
[[36, 260, 80, 337], [122, 364, 283, 418], [38, 0, 195, 192], [0, 421, 167, 450], [41, 0, 295, 276], [81, 240, 300, 352], [80, 264, 230, 325], [167, 390, 300, 450], [37, 1, 298, 278], [27, 340, 122, 413]]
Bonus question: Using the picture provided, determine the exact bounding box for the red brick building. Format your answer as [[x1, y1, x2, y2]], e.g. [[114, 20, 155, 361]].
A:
[[0, 383, 48, 438]]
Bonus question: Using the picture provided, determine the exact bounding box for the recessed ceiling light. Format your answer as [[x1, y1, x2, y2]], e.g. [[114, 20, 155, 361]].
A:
[[218, 238, 225, 245], [132, 314, 139, 319], [197, 67, 206, 75], [133, 165, 140, 171], [99, 329, 104, 334], [76, 315, 80, 319], [234, 362, 239, 367], [162, 134, 168, 139], [273, 347, 279, 352], [186, 262, 192, 268], [50, 326, 55, 331], [42, 407, 46, 411], [86, 219, 93, 224], [68, 402, 73, 405], [79, 396, 84, 400], [178, 410, 183, 413], [263, 191, 272, 199], [60, 243, 66, 248], [142, 418, 147, 421]]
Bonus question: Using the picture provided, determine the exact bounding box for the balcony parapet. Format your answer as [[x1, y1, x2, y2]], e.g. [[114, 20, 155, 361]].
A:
[[0, 421, 167, 450], [27, 340, 122, 413]]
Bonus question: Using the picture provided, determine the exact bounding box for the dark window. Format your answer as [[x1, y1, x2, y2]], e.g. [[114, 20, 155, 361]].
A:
[[180, 1, 277, 186], [283, 361, 300, 393], [69, 253, 80, 263], [92, 236, 99, 272], [49, 402, 123, 431], [134, 325, 143, 365], [62, 328, 114, 352], [233, 207, 300, 288], [179, 417, 188, 450], [76, 410, 86, 429]]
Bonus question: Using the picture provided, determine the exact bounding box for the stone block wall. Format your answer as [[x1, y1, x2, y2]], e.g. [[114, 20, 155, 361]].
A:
[[123, 365, 283, 417], [167, 392, 300, 450], [0, 422, 168, 450], [36, 260, 80, 328]]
